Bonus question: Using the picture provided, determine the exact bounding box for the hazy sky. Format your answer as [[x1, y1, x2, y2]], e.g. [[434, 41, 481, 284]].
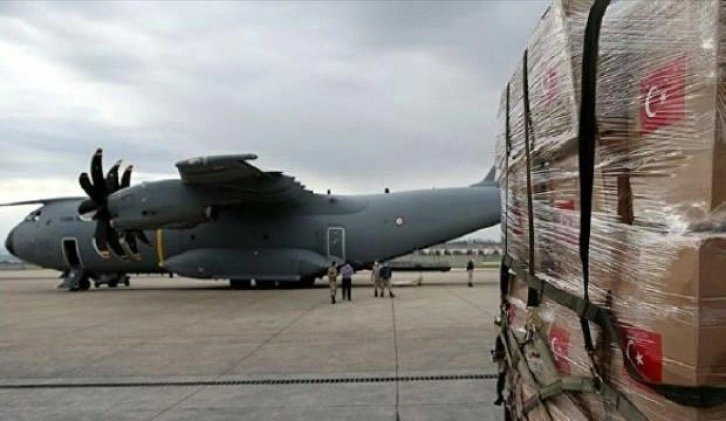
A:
[[0, 0, 548, 249]]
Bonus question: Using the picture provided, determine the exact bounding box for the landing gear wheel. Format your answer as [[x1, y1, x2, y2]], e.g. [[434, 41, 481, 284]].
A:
[[230, 279, 251, 289], [108, 279, 119, 288], [78, 276, 91, 291], [123, 276, 130, 287], [256, 280, 276, 289], [94, 282, 101, 288], [299, 277, 316, 288]]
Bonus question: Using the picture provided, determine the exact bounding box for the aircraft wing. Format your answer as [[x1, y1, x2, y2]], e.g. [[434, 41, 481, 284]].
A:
[[0, 197, 85, 207], [175, 154, 313, 205]]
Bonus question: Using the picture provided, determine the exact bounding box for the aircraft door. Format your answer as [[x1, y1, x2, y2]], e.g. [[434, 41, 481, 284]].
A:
[[61, 238, 82, 269], [326, 227, 346, 262]]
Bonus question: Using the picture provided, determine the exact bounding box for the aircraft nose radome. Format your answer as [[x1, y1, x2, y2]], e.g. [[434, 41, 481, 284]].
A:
[[5, 228, 15, 256]]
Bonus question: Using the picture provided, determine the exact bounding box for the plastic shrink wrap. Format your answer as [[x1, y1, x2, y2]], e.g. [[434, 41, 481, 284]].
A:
[[495, 0, 726, 419]]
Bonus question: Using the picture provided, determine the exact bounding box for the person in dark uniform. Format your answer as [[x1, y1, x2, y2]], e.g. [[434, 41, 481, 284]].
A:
[[380, 262, 395, 298], [466, 259, 475, 287], [340, 261, 354, 301]]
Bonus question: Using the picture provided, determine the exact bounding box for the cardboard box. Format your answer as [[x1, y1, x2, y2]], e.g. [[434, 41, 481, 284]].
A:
[[498, 0, 726, 418]]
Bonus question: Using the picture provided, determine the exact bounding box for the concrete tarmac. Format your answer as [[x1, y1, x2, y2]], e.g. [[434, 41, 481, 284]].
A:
[[0, 269, 504, 421]]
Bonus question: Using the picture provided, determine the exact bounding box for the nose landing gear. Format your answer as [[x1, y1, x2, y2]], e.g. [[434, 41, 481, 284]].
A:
[[58, 270, 129, 291], [58, 268, 90, 291]]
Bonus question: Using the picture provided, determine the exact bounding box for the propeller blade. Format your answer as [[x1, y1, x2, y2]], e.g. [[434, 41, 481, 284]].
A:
[[125, 233, 140, 257], [106, 160, 122, 193], [90, 148, 107, 199], [120, 165, 133, 189], [106, 226, 127, 259], [136, 230, 151, 245], [78, 199, 98, 215], [94, 220, 110, 256], [79, 173, 100, 203]]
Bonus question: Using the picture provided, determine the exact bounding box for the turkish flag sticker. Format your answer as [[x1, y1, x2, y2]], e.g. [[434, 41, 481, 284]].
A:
[[543, 66, 558, 106], [640, 55, 686, 135], [549, 325, 571, 375], [620, 325, 663, 383], [554, 199, 578, 246]]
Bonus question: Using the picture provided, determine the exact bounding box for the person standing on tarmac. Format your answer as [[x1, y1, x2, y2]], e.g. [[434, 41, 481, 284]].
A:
[[466, 259, 475, 287], [340, 261, 354, 301], [372, 260, 383, 297], [380, 262, 395, 298], [327, 262, 338, 304]]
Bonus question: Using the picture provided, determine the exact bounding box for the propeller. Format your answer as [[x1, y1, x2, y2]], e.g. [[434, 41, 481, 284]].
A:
[[77, 149, 149, 259]]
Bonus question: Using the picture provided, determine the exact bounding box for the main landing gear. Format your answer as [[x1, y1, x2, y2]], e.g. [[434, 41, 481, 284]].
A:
[[58, 270, 129, 291], [228, 276, 317, 290], [93, 273, 130, 289]]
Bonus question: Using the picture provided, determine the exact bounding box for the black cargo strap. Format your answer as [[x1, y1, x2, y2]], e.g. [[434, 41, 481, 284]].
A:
[[500, 83, 512, 298], [577, 0, 611, 360], [521, 49, 539, 308], [504, 253, 726, 408]]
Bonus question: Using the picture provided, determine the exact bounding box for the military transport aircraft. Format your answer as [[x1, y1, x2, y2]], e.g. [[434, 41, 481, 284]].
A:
[[3, 149, 500, 291]]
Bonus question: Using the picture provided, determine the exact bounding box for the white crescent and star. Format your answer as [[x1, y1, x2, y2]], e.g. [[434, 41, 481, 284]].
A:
[[626, 338, 645, 367], [550, 337, 561, 360], [644, 85, 668, 118]]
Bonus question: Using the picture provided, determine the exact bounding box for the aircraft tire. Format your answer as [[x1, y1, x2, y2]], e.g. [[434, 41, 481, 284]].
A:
[[94, 282, 101, 288], [299, 277, 316, 288], [255, 280, 276, 289], [78, 276, 91, 291], [123, 276, 130, 287], [108, 279, 119, 288], [230, 279, 251, 289]]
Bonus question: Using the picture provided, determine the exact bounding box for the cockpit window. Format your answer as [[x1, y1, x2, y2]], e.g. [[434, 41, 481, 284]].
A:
[[24, 209, 42, 222], [78, 211, 96, 222]]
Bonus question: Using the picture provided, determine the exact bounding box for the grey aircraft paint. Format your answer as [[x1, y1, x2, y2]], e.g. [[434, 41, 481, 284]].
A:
[[4, 151, 500, 289]]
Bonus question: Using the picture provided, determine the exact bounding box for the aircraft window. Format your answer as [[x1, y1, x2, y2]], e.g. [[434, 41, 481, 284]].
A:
[[24, 210, 41, 222], [78, 211, 96, 222]]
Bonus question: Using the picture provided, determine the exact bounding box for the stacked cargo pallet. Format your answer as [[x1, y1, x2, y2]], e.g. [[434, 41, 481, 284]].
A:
[[495, 0, 726, 419]]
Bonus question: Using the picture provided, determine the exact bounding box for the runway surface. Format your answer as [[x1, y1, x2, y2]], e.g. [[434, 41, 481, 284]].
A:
[[0, 269, 504, 420]]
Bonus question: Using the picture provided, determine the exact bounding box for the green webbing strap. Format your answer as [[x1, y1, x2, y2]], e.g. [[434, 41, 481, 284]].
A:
[[521, 49, 539, 308], [507, 319, 646, 420], [505, 253, 726, 408], [521, 377, 596, 413], [521, 377, 647, 421]]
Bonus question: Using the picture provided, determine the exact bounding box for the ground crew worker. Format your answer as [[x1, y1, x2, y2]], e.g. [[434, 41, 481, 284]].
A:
[[340, 261, 354, 301], [372, 260, 383, 297], [466, 259, 475, 287], [380, 262, 395, 298], [327, 261, 338, 304], [493, 334, 506, 406]]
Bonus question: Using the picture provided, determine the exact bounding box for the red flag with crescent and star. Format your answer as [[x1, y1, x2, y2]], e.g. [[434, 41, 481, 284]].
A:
[[549, 325, 571, 375], [620, 324, 663, 383], [640, 55, 686, 135]]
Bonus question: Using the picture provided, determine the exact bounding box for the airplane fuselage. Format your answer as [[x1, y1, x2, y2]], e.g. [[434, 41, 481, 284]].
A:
[[6, 185, 500, 282]]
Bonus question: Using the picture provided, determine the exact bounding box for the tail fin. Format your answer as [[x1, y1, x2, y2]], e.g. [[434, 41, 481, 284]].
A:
[[470, 166, 498, 187]]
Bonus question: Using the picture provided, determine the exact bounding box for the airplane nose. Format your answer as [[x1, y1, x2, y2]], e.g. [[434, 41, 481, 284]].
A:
[[5, 227, 15, 257]]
